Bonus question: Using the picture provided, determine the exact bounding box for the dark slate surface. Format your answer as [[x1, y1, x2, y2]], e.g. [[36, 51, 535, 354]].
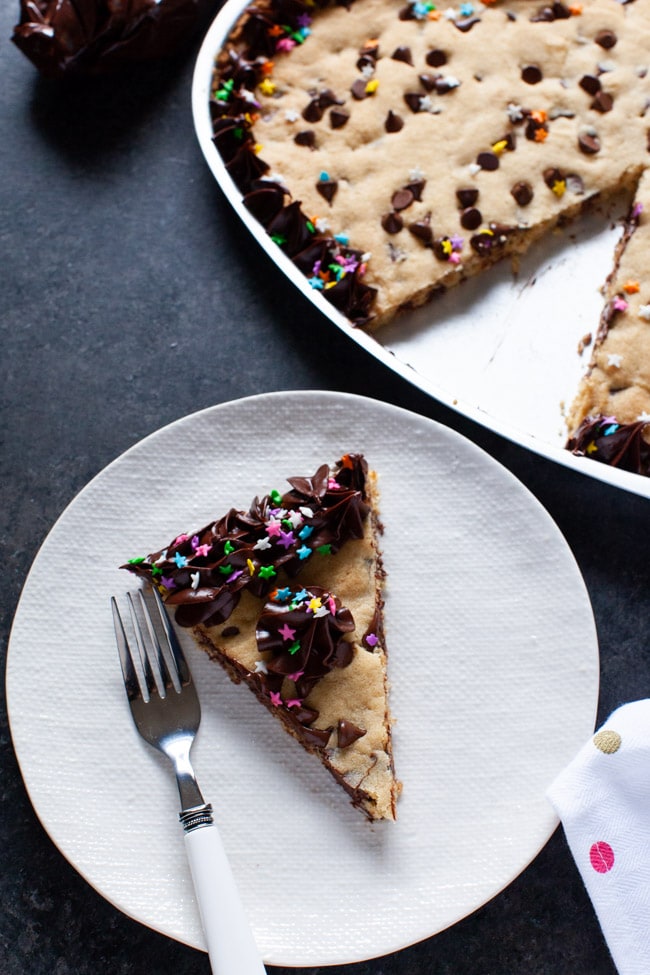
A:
[[3, 4, 647, 972]]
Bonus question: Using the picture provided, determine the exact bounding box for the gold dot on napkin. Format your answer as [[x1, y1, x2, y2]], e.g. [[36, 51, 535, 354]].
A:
[[592, 729, 622, 754]]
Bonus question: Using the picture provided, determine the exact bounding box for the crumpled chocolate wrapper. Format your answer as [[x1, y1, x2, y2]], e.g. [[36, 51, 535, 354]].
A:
[[12, 0, 214, 77]]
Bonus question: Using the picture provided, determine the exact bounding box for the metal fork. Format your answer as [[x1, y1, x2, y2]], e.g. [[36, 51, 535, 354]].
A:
[[111, 587, 266, 975]]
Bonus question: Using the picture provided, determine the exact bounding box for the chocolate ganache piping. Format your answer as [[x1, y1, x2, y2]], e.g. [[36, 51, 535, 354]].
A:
[[567, 415, 650, 475], [122, 454, 370, 627], [209, 0, 378, 326]]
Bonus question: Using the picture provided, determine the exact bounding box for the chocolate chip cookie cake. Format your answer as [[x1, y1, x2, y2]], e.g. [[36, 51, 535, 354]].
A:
[[209, 0, 650, 474], [123, 454, 400, 821]]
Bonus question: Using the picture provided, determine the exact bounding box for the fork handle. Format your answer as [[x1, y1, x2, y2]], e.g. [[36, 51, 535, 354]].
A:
[[182, 812, 267, 975]]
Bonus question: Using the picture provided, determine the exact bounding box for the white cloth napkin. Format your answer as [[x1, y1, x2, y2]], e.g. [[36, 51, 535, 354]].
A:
[[547, 700, 650, 975]]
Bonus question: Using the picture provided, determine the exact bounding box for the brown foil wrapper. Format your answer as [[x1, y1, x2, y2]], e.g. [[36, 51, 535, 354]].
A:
[[12, 0, 214, 77]]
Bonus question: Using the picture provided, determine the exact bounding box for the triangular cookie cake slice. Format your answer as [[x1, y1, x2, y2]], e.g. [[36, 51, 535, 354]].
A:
[[123, 453, 400, 821]]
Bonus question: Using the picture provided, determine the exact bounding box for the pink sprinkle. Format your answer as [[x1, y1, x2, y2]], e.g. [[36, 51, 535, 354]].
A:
[[266, 518, 282, 537], [194, 543, 212, 558], [328, 596, 337, 615], [328, 477, 341, 490], [613, 297, 629, 312], [269, 691, 282, 707], [287, 670, 304, 682], [285, 698, 302, 708], [278, 623, 296, 642], [276, 38, 296, 51], [633, 202, 644, 218], [589, 841, 615, 874], [172, 533, 189, 546], [448, 252, 461, 264]]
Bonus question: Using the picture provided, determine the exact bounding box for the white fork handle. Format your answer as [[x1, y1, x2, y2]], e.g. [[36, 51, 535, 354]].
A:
[[184, 822, 267, 974]]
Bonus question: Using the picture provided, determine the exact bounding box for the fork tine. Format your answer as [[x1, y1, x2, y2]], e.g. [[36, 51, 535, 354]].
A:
[[150, 586, 191, 689], [127, 590, 169, 698], [111, 596, 143, 703]]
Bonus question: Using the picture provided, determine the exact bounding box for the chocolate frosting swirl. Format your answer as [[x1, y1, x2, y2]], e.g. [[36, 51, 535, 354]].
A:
[[567, 415, 650, 475], [122, 453, 370, 626]]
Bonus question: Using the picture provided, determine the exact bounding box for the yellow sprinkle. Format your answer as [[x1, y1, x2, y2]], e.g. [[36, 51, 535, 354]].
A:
[[324, 280, 337, 289], [253, 143, 263, 154], [365, 79, 379, 94], [587, 441, 598, 455], [247, 558, 256, 576], [259, 79, 276, 95], [309, 597, 323, 612], [552, 180, 566, 197], [492, 139, 509, 155]]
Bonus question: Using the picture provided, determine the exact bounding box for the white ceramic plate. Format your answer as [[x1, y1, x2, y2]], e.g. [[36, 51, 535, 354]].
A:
[[191, 2, 650, 499], [7, 391, 599, 967]]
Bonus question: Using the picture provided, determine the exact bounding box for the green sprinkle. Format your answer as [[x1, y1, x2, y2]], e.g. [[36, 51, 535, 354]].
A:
[[288, 640, 301, 655], [128, 557, 145, 564], [151, 565, 162, 578], [224, 540, 234, 555], [259, 565, 277, 579], [219, 563, 233, 574], [271, 234, 287, 246], [316, 544, 332, 555], [270, 489, 283, 504]]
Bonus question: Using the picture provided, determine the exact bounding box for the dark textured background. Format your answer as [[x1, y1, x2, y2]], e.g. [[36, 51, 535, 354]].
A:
[[2, 4, 647, 972]]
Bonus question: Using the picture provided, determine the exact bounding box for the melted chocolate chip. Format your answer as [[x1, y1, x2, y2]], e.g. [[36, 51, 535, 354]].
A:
[[418, 73, 438, 92], [511, 180, 534, 206], [403, 92, 423, 113], [460, 207, 482, 230], [391, 45, 413, 64], [456, 187, 479, 208], [351, 78, 369, 100], [426, 49, 447, 67], [302, 98, 324, 123], [381, 212, 404, 234], [405, 179, 426, 200], [316, 178, 338, 204], [221, 626, 240, 637], [594, 29, 617, 49], [543, 166, 564, 188], [384, 110, 404, 133], [329, 108, 350, 129], [294, 130, 316, 148], [337, 719, 367, 748], [579, 74, 601, 95], [477, 150, 499, 171], [591, 91, 614, 113], [391, 188, 414, 211], [521, 64, 543, 84], [408, 216, 433, 245], [579, 131, 601, 154], [454, 16, 480, 31]]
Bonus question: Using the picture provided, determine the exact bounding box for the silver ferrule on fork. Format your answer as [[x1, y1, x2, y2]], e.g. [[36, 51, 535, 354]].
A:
[[179, 803, 215, 832]]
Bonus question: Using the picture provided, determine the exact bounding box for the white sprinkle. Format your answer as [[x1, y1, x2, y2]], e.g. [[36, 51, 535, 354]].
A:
[[607, 353, 623, 368], [285, 109, 299, 122], [637, 412, 650, 422], [468, 163, 481, 176], [299, 506, 314, 518], [253, 537, 272, 551], [315, 217, 330, 233], [639, 304, 650, 321], [154, 549, 168, 565], [190, 571, 200, 590], [314, 605, 330, 617], [254, 660, 268, 674], [444, 7, 457, 19]]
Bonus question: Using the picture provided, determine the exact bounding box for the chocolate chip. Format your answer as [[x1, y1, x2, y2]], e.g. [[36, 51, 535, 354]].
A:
[[595, 29, 617, 49], [356, 54, 375, 72], [405, 179, 426, 201], [591, 91, 614, 113], [521, 64, 543, 84], [543, 166, 563, 188], [435, 76, 460, 95], [426, 48, 447, 67], [432, 236, 454, 260], [579, 74, 601, 95], [531, 6, 555, 21], [381, 212, 404, 234], [419, 73, 438, 92], [316, 179, 338, 204], [319, 89, 343, 108], [302, 99, 324, 123], [511, 181, 534, 206], [391, 188, 414, 211], [351, 78, 369, 100], [578, 132, 601, 154], [329, 108, 349, 129], [456, 187, 479, 208], [477, 151, 499, 171], [384, 110, 404, 133], [404, 92, 423, 113], [408, 215, 433, 245], [221, 626, 240, 637], [566, 173, 585, 195], [294, 130, 316, 148], [391, 46, 413, 65], [460, 207, 482, 230], [454, 16, 480, 31]]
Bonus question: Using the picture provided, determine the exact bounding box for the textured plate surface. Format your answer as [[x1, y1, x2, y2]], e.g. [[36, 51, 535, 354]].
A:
[[7, 391, 599, 967], [192, 0, 650, 499]]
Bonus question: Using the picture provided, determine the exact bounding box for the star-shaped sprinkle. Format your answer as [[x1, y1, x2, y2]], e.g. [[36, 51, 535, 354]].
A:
[[174, 552, 188, 568], [365, 632, 379, 647], [314, 605, 329, 617], [259, 565, 277, 579], [277, 530, 296, 549], [308, 597, 322, 613], [223, 540, 234, 554], [278, 623, 297, 642], [295, 589, 309, 601], [274, 587, 292, 601], [254, 660, 268, 674], [297, 545, 311, 560], [607, 353, 623, 368], [639, 305, 650, 321], [266, 518, 282, 537], [288, 641, 301, 655], [191, 572, 200, 589], [286, 669, 304, 682], [195, 544, 212, 558], [269, 691, 283, 707], [161, 576, 176, 590], [254, 537, 272, 551], [172, 534, 189, 546], [298, 525, 313, 540], [285, 699, 302, 709], [613, 297, 628, 312]]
